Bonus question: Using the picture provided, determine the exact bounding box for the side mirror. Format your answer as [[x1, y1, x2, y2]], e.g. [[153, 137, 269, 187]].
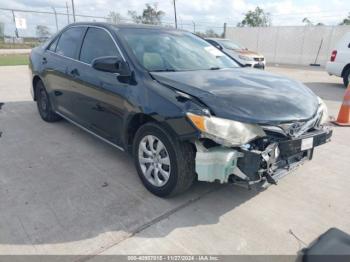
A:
[[92, 56, 131, 76]]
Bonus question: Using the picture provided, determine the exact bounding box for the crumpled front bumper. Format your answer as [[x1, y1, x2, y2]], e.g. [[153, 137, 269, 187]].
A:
[[195, 128, 333, 186]]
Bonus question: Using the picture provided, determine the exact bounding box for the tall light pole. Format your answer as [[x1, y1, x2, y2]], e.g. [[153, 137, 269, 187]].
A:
[[51, 6, 58, 32], [173, 0, 177, 29], [71, 0, 76, 22], [11, 10, 19, 38], [66, 2, 70, 24]]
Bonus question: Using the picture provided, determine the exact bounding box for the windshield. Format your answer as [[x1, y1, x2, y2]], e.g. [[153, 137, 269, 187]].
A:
[[218, 39, 244, 50], [118, 29, 239, 72]]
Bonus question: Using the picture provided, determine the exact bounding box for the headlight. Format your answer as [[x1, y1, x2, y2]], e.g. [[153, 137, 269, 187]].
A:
[[187, 113, 266, 146], [238, 55, 253, 61], [317, 97, 329, 125]]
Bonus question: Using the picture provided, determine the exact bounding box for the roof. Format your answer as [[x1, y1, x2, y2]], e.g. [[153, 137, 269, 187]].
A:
[[205, 37, 228, 41], [69, 22, 178, 31]]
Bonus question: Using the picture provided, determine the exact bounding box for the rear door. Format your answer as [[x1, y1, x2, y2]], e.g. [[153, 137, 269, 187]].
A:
[[44, 26, 86, 118], [68, 26, 128, 146]]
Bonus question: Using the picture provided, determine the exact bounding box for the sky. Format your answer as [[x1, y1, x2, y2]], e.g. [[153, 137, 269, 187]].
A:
[[0, 0, 349, 37]]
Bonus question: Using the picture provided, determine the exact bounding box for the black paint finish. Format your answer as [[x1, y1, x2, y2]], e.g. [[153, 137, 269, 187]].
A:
[[29, 22, 320, 151]]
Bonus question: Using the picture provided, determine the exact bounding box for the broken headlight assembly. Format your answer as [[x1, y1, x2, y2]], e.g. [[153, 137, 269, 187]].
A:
[[187, 113, 266, 147], [317, 97, 329, 125]]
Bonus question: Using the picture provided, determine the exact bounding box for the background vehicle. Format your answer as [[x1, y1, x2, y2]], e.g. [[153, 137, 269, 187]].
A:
[[29, 23, 331, 198], [206, 38, 266, 69], [326, 32, 350, 87]]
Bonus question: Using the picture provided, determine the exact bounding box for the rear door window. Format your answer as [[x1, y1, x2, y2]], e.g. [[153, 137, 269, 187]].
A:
[[56, 27, 85, 59], [79, 27, 120, 64], [48, 37, 59, 52]]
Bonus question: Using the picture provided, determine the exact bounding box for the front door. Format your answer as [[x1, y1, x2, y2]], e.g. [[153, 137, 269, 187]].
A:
[[68, 27, 128, 146]]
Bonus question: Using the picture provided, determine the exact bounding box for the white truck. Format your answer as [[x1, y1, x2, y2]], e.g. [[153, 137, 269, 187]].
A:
[[326, 32, 350, 87]]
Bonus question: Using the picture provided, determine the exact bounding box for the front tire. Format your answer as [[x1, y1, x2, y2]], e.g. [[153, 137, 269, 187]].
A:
[[133, 122, 195, 197], [35, 80, 61, 122]]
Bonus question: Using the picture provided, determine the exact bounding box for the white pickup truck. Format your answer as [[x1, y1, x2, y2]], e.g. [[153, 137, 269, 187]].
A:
[[326, 32, 350, 87]]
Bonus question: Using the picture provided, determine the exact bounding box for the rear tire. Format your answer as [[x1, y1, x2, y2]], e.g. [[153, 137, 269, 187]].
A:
[[35, 80, 61, 122], [343, 67, 350, 88], [133, 122, 195, 197]]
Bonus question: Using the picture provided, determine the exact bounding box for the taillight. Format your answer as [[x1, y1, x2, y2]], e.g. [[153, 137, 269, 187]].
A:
[[330, 50, 337, 62]]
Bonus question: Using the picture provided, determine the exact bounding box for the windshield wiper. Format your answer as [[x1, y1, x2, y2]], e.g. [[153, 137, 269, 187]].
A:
[[209, 67, 221, 70]]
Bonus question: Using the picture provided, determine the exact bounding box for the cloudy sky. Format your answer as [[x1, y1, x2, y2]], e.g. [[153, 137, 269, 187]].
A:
[[0, 0, 349, 36]]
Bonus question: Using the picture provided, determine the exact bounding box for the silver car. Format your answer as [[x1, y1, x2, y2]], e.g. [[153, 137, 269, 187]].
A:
[[206, 38, 266, 69]]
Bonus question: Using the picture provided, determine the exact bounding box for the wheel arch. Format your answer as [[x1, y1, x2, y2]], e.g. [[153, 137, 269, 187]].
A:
[[341, 63, 350, 77], [124, 112, 196, 153]]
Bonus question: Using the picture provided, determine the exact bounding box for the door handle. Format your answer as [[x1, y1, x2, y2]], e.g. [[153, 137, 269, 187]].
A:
[[42, 57, 47, 64], [70, 68, 80, 77]]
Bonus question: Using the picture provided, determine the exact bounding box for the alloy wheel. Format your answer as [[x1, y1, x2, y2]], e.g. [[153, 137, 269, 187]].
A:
[[138, 135, 171, 187]]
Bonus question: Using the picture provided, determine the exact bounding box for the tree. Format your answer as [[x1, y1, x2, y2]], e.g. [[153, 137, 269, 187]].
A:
[[36, 25, 50, 39], [302, 17, 324, 26], [128, 3, 165, 25], [237, 7, 271, 27], [339, 12, 350, 25], [302, 17, 313, 26], [108, 11, 123, 24], [0, 21, 4, 38], [196, 29, 221, 38]]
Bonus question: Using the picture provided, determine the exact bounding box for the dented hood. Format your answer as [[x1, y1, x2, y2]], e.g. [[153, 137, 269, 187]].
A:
[[151, 68, 319, 124]]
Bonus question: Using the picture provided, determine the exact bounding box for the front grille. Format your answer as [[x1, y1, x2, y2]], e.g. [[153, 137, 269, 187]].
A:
[[262, 108, 323, 138]]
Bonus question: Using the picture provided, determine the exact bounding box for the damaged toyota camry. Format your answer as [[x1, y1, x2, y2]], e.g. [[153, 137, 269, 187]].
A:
[[29, 23, 332, 197]]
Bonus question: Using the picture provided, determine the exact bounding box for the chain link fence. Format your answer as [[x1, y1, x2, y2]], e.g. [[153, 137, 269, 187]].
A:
[[0, 7, 226, 49], [0, 8, 110, 48]]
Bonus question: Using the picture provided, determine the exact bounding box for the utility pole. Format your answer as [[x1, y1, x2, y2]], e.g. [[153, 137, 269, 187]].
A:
[[223, 22, 227, 38], [66, 2, 70, 24], [11, 10, 19, 38], [192, 21, 196, 33], [51, 7, 58, 32], [71, 0, 76, 22], [173, 0, 177, 29]]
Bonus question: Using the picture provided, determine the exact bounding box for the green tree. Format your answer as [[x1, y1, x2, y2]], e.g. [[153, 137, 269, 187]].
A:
[[108, 11, 123, 24], [339, 12, 350, 25], [302, 17, 324, 26], [196, 29, 221, 38], [237, 7, 271, 27], [0, 21, 4, 38], [302, 17, 313, 26], [36, 25, 51, 39], [128, 3, 165, 25]]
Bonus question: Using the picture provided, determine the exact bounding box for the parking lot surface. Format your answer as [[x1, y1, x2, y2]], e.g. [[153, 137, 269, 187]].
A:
[[0, 65, 349, 256]]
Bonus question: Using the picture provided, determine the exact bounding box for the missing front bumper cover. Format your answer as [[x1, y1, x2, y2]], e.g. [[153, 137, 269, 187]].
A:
[[195, 128, 332, 186]]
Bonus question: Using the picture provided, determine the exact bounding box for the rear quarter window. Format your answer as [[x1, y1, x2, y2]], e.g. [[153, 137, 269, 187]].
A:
[[56, 27, 85, 59], [48, 37, 59, 52]]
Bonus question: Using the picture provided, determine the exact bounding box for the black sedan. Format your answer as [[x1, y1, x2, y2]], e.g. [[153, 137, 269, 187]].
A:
[[29, 23, 332, 197]]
